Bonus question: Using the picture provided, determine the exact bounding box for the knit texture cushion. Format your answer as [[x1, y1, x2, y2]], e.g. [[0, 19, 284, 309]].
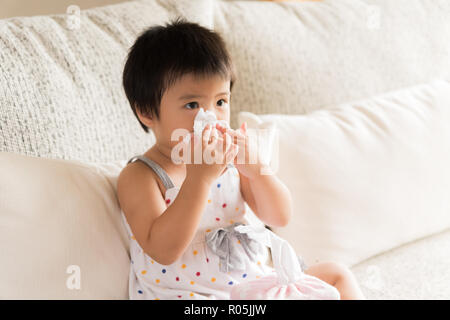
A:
[[0, 0, 213, 163], [214, 0, 450, 129]]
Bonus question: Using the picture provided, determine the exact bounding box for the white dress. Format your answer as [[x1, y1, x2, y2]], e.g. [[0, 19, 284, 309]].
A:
[[121, 155, 274, 300]]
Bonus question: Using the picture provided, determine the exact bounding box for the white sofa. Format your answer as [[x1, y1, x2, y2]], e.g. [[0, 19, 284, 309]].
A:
[[1, 0, 450, 299]]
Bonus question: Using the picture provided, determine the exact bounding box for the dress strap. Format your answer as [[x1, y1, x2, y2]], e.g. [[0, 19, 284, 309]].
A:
[[127, 155, 175, 190]]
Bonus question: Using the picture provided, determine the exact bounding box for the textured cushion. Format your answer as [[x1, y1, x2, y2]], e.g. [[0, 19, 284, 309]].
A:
[[214, 0, 450, 129], [0, 0, 213, 163], [351, 228, 450, 300], [238, 79, 450, 267], [0, 151, 129, 299]]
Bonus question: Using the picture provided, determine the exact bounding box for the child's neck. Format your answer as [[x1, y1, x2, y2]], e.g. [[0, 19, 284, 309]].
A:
[[144, 141, 229, 181], [146, 142, 177, 165]]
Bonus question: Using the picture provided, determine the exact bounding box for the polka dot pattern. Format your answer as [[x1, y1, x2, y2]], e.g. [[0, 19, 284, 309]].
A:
[[127, 165, 271, 300]]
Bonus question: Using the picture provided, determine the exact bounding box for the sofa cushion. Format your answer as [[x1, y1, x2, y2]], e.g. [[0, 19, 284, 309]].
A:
[[238, 79, 450, 267], [214, 0, 450, 129], [0, 151, 129, 299], [351, 228, 450, 299], [0, 0, 213, 163]]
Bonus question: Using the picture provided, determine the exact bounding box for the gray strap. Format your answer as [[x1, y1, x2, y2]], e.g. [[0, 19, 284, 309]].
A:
[[127, 155, 175, 190]]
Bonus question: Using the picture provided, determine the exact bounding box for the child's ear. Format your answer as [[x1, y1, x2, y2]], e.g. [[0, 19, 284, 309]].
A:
[[136, 109, 154, 128]]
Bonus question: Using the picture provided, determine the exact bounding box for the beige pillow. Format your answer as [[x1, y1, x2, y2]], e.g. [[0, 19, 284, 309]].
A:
[[0, 152, 129, 299], [238, 79, 450, 267]]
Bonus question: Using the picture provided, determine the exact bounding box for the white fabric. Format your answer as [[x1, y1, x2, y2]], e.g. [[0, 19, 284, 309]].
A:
[[238, 79, 450, 267], [0, 152, 130, 299], [231, 224, 340, 300], [214, 0, 450, 129], [122, 160, 273, 300]]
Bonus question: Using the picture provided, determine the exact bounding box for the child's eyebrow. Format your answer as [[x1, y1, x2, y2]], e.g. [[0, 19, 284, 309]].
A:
[[178, 91, 230, 100]]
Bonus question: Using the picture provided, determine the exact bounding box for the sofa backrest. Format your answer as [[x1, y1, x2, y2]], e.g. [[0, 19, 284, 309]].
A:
[[0, 0, 212, 163], [214, 0, 450, 128], [1, 0, 450, 163]]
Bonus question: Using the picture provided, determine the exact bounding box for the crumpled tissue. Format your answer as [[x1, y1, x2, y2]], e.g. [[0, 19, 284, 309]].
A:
[[193, 107, 230, 137]]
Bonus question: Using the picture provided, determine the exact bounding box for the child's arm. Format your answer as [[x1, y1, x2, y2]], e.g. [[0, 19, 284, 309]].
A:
[[117, 126, 239, 266], [118, 164, 211, 265], [240, 170, 292, 228], [216, 122, 292, 228]]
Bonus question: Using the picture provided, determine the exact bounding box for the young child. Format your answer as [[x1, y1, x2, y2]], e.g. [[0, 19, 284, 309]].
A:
[[118, 17, 365, 300]]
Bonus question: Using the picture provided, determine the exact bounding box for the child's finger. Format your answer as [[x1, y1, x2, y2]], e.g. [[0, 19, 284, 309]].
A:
[[202, 124, 212, 146], [222, 131, 233, 153], [225, 143, 239, 164], [240, 122, 247, 134]]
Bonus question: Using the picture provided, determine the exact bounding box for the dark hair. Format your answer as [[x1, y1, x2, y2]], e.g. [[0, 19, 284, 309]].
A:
[[122, 17, 236, 133]]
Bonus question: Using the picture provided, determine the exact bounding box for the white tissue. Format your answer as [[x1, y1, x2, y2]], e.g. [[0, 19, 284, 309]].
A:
[[193, 108, 230, 137]]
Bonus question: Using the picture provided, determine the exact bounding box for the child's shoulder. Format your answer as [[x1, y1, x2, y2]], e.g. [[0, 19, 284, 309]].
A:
[[118, 157, 163, 191], [117, 158, 164, 212]]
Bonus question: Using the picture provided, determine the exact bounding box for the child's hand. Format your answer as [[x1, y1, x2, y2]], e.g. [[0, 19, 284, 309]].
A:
[[215, 122, 264, 180], [183, 124, 239, 185]]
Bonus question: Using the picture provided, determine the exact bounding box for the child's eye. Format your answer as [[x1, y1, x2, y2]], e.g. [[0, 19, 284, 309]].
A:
[[184, 102, 199, 109], [217, 99, 228, 107]]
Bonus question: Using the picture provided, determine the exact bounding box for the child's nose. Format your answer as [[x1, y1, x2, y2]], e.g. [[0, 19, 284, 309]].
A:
[[197, 106, 220, 120]]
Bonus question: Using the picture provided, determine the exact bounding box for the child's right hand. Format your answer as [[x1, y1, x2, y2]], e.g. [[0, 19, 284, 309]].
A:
[[184, 123, 239, 185]]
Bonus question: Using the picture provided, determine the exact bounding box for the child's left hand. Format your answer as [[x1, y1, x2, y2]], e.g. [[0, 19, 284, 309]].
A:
[[215, 122, 263, 180]]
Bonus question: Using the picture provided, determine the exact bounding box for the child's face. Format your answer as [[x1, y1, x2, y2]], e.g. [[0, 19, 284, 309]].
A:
[[140, 72, 231, 152]]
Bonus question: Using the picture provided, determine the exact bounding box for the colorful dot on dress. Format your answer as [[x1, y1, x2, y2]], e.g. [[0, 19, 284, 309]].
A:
[[138, 290, 143, 294], [155, 279, 160, 284], [162, 269, 166, 274], [190, 281, 195, 285], [165, 199, 171, 204], [228, 281, 233, 285], [190, 293, 194, 297], [216, 217, 220, 221], [141, 270, 147, 275], [242, 273, 247, 278], [217, 183, 221, 188], [211, 277, 216, 282], [182, 264, 186, 269], [222, 203, 227, 208], [176, 277, 180, 281], [196, 272, 200, 276], [208, 199, 212, 203], [178, 295, 182, 298], [193, 250, 198, 255]]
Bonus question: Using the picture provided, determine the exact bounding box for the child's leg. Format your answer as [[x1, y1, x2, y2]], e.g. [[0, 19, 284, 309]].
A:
[[304, 262, 365, 300]]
